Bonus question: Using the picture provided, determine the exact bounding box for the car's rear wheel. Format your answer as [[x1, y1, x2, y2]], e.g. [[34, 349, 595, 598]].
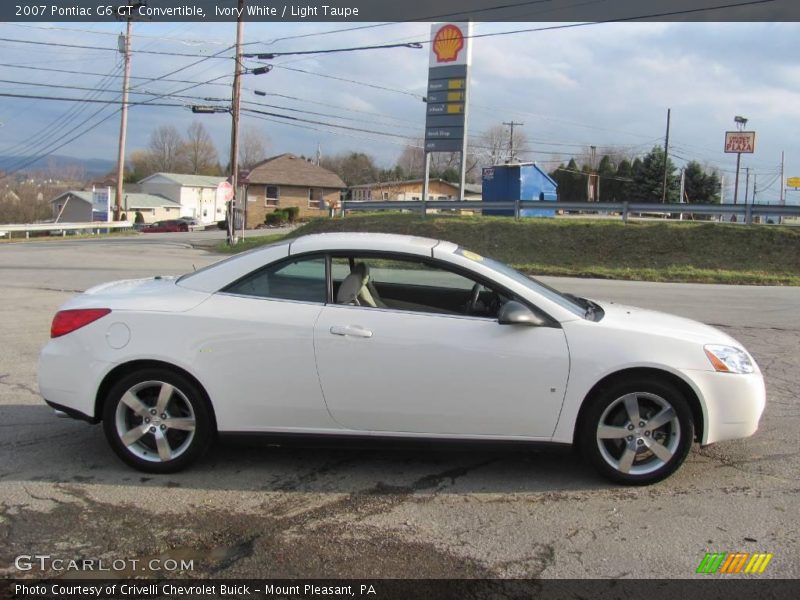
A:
[[580, 378, 694, 485], [102, 368, 213, 473]]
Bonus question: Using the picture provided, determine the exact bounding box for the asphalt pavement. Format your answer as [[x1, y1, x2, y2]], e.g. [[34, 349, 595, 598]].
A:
[[0, 234, 797, 579]]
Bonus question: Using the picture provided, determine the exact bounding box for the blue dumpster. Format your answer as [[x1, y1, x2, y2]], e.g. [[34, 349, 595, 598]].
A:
[[482, 162, 558, 217]]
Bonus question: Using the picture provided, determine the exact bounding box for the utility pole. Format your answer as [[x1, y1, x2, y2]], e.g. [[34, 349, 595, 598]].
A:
[[679, 168, 686, 203], [731, 115, 749, 205], [227, 0, 245, 245], [780, 151, 785, 205], [660, 108, 671, 203], [114, 11, 133, 221], [744, 167, 750, 205], [503, 121, 524, 162], [753, 174, 758, 204]]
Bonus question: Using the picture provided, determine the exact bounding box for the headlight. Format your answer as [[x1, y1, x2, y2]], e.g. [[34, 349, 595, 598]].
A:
[[704, 344, 755, 374]]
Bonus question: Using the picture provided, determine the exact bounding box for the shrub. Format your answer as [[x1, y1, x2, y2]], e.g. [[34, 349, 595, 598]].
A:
[[265, 209, 289, 226], [134, 211, 144, 224], [284, 206, 300, 222]]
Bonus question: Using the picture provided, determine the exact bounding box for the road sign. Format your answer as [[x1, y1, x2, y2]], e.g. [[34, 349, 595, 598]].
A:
[[424, 22, 472, 154], [787, 177, 800, 188], [92, 187, 111, 223], [724, 131, 756, 153]]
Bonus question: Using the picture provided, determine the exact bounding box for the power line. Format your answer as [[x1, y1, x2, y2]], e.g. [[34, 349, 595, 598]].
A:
[[243, 40, 423, 59], [241, 107, 419, 140], [0, 92, 186, 108], [6, 23, 230, 47], [0, 109, 121, 180], [268, 64, 424, 99], [0, 36, 234, 59], [0, 65, 122, 158]]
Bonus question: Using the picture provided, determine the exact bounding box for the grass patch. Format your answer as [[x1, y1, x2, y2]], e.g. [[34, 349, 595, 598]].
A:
[[214, 213, 800, 285], [213, 233, 288, 254]]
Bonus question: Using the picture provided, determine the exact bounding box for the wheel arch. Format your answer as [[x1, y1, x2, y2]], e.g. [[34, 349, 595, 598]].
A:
[[572, 367, 704, 446], [94, 359, 217, 431]]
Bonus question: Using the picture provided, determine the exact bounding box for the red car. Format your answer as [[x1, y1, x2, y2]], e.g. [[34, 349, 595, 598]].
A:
[[141, 220, 189, 233]]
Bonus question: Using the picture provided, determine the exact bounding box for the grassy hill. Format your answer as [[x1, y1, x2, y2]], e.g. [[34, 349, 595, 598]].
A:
[[219, 214, 800, 285]]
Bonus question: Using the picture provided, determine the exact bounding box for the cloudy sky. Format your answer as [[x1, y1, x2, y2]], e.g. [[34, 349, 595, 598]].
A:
[[0, 20, 798, 201]]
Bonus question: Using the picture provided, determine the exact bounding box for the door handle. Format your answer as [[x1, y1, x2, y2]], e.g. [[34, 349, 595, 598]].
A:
[[330, 325, 373, 338]]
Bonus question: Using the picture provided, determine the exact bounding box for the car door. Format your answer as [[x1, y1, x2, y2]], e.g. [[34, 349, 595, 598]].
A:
[[189, 254, 340, 432], [313, 255, 570, 438]]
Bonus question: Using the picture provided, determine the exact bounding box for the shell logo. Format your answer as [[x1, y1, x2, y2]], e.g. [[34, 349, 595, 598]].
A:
[[432, 24, 465, 63]]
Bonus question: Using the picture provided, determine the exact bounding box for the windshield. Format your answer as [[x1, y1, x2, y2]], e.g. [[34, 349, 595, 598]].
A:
[[456, 247, 586, 318]]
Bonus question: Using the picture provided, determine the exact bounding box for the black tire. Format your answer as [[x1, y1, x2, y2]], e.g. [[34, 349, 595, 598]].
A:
[[102, 368, 213, 473], [579, 377, 694, 485]]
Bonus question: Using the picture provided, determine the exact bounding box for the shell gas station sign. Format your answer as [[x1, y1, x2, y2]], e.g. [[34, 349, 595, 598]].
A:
[[424, 22, 472, 153]]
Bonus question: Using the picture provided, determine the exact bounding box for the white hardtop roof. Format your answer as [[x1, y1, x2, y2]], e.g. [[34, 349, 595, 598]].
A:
[[288, 232, 457, 256]]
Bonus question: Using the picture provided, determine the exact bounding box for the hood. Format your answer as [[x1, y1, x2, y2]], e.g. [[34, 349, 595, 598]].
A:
[[63, 277, 210, 313], [593, 301, 741, 347]]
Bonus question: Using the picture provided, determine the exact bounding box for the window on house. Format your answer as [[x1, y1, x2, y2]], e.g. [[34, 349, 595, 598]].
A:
[[308, 188, 324, 209], [265, 185, 279, 207], [382, 192, 389, 200]]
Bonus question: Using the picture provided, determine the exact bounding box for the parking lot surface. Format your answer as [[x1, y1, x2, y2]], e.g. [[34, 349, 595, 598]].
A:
[[1, 237, 798, 579]]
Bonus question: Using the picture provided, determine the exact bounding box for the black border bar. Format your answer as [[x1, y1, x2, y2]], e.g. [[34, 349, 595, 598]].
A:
[[3, 0, 800, 23], [3, 579, 799, 600]]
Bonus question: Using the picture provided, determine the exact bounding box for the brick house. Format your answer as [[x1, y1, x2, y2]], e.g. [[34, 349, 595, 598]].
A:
[[244, 154, 346, 227]]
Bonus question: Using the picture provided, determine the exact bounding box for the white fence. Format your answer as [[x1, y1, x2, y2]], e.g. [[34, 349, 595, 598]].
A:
[[0, 221, 134, 239], [341, 200, 800, 224]]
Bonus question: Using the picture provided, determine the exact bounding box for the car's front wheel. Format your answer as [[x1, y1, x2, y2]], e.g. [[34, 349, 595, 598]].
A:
[[102, 368, 213, 473], [580, 378, 694, 485]]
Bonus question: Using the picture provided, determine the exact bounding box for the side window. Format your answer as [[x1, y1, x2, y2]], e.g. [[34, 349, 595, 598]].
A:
[[332, 255, 509, 318], [265, 186, 279, 207], [224, 256, 326, 303]]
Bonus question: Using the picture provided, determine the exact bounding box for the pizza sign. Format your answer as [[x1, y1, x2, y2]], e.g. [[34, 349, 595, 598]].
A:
[[724, 131, 756, 154]]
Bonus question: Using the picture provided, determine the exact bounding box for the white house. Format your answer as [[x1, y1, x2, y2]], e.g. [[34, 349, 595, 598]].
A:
[[138, 173, 226, 225], [50, 190, 182, 223]]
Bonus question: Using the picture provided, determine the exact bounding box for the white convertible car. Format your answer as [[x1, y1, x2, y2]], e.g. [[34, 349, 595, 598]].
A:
[[38, 233, 765, 484]]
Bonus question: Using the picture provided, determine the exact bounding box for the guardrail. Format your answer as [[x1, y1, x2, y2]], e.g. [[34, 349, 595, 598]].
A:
[[341, 200, 800, 224], [0, 221, 134, 239]]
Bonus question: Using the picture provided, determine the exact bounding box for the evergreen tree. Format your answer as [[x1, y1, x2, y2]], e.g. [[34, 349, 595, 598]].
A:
[[683, 161, 721, 203], [632, 146, 679, 203]]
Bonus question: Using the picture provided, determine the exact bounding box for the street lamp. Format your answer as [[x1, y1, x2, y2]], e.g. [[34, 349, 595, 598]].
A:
[[732, 115, 748, 206]]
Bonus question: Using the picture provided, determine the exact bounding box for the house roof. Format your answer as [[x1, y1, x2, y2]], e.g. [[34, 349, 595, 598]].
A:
[[50, 190, 181, 209], [122, 193, 182, 210], [50, 191, 93, 204], [138, 173, 226, 187], [246, 154, 346, 188]]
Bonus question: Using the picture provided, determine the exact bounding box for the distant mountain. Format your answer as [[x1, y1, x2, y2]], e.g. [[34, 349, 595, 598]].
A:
[[0, 155, 117, 179]]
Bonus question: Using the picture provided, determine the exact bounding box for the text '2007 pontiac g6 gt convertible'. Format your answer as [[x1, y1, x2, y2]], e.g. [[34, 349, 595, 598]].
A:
[[38, 233, 765, 485]]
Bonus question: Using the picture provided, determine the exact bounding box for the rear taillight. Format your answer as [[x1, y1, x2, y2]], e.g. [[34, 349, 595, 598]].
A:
[[50, 308, 111, 338]]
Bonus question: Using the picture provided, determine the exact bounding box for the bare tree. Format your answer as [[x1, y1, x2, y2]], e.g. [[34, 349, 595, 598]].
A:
[[396, 145, 426, 179], [478, 124, 529, 166], [238, 129, 270, 170], [147, 125, 189, 173], [320, 152, 379, 186], [184, 121, 220, 175]]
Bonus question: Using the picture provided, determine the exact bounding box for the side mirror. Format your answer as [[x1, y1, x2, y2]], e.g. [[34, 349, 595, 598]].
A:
[[498, 301, 545, 326]]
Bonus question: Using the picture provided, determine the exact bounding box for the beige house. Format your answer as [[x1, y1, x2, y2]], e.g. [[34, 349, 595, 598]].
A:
[[350, 178, 482, 202], [245, 154, 346, 227], [50, 190, 181, 223], [138, 173, 226, 225]]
